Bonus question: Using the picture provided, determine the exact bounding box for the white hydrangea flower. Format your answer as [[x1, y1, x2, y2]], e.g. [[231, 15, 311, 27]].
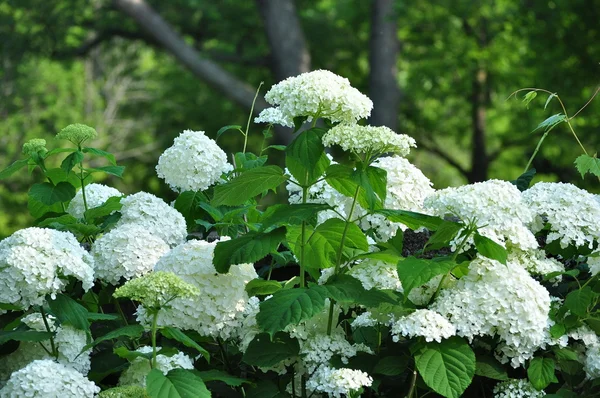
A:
[[156, 130, 233, 193], [493, 379, 546, 398], [522, 182, 600, 249], [235, 296, 261, 352], [254, 107, 294, 127], [349, 259, 403, 292], [0, 227, 95, 310], [587, 254, 600, 277], [116, 191, 187, 247], [568, 325, 599, 347], [351, 311, 377, 328], [21, 312, 56, 331], [306, 366, 373, 398], [507, 248, 565, 284], [136, 238, 257, 340], [118, 346, 194, 387], [432, 255, 551, 367], [0, 359, 99, 398], [91, 224, 170, 285], [424, 180, 538, 251], [301, 334, 370, 372], [584, 344, 600, 379], [322, 124, 416, 156], [66, 183, 122, 219], [54, 326, 92, 374], [264, 70, 372, 125], [391, 309, 456, 343]]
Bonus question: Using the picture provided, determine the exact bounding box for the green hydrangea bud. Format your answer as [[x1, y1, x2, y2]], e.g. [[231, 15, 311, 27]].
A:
[[22, 138, 47, 156], [113, 271, 199, 311], [97, 385, 149, 398], [56, 123, 98, 145]]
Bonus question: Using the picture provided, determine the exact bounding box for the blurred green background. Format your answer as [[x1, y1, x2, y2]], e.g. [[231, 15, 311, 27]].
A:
[[1, 0, 599, 238]]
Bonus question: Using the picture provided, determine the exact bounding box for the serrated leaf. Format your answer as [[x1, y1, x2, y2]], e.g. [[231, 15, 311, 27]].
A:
[[82, 147, 116, 165], [425, 221, 462, 251], [325, 164, 379, 210], [60, 151, 84, 173], [82, 324, 144, 352], [375, 209, 444, 231], [246, 279, 283, 296], [564, 286, 594, 317], [160, 327, 209, 361], [47, 293, 89, 331], [414, 337, 476, 398], [45, 167, 86, 188], [532, 113, 566, 133], [146, 368, 210, 398], [29, 182, 76, 205], [242, 332, 300, 367], [257, 286, 329, 337], [213, 227, 285, 273], [0, 330, 54, 345], [84, 196, 123, 220], [475, 355, 508, 380], [355, 166, 387, 209], [86, 165, 125, 177], [36, 214, 78, 228], [28, 195, 63, 219], [397, 256, 455, 297], [553, 347, 580, 362], [212, 166, 287, 206], [286, 128, 329, 186], [574, 154, 600, 179], [0, 158, 29, 179], [528, 357, 558, 390], [216, 124, 242, 141], [193, 370, 249, 387], [511, 168, 537, 191], [260, 203, 331, 231], [474, 233, 507, 264]]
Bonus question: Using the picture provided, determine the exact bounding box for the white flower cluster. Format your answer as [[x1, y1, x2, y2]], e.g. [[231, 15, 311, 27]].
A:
[[322, 124, 416, 156], [424, 180, 538, 251], [0, 359, 99, 398], [348, 258, 403, 292], [587, 254, 600, 277], [306, 366, 373, 398], [432, 255, 551, 367], [156, 130, 233, 193], [118, 346, 194, 387], [136, 238, 257, 339], [507, 249, 565, 283], [569, 326, 600, 379], [262, 70, 373, 125], [0, 227, 94, 310], [390, 309, 456, 343], [91, 223, 170, 285], [66, 183, 122, 219], [492, 379, 546, 398], [300, 334, 370, 372], [522, 182, 600, 249], [116, 191, 187, 247], [254, 107, 293, 127]]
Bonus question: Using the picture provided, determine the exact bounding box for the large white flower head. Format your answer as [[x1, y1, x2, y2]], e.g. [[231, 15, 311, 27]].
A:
[[507, 248, 565, 283], [156, 130, 233, 193], [390, 309, 456, 343], [0, 359, 99, 398], [348, 258, 403, 292], [263, 70, 373, 125], [118, 346, 194, 387], [322, 124, 416, 157], [67, 183, 122, 219], [492, 379, 546, 398], [91, 224, 170, 285], [306, 366, 373, 398], [254, 107, 294, 127], [0, 227, 95, 310], [116, 191, 187, 247], [424, 179, 538, 251], [522, 182, 600, 249], [431, 255, 552, 367], [136, 238, 257, 339]]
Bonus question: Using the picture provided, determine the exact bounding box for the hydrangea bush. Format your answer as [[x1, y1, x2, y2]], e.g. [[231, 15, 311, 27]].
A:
[[0, 70, 599, 398]]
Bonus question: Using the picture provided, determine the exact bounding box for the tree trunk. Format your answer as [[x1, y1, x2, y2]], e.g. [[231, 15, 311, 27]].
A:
[[255, 0, 311, 81], [368, 0, 400, 131]]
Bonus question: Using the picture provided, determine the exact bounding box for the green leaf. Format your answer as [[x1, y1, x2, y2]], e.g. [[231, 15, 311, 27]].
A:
[[532, 113, 566, 133], [216, 124, 242, 141], [82, 147, 116, 165], [564, 286, 594, 317], [29, 182, 76, 205], [193, 370, 249, 387], [584, 317, 600, 334], [213, 227, 285, 273], [425, 221, 462, 251], [36, 214, 78, 228], [246, 279, 283, 296], [373, 356, 409, 376], [323, 274, 398, 308], [160, 327, 210, 361], [0, 158, 29, 179], [286, 128, 329, 186], [414, 337, 476, 398], [552, 347, 580, 362], [60, 150, 84, 173], [264, 145, 286, 151], [146, 368, 211, 398], [82, 325, 144, 352], [528, 357, 558, 390], [375, 209, 444, 231], [114, 346, 152, 362], [0, 330, 54, 345], [242, 332, 300, 367], [397, 256, 455, 297], [475, 355, 508, 380], [260, 203, 331, 231], [47, 293, 89, 331], [510, 168, 536, 192], [87, 313, 119, 321], [234, 152, 268, 170], [197, 201, 224, 221], [212, 165, 288, 206], [45, 147, 77, 156], [83, 196, 122, 220], [544, 93, 557, 109], [46, 167, 86, 187], [86, 165, 125, 177], [354, 166, 387, 209], [174, 191, 208, 229], [574, 154, 600, 179], [473, 233, 507, 264], [325, 164, 379, 210], [522, 91, 538, 107], [28, 195, 63, 219], [257, 286, 329, 337]]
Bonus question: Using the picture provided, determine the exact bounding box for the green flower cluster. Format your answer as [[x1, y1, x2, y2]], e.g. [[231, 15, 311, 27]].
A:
[[56, 123, 98, 145], [97, 385, 149, 398], [113, 271, 199, 311], [21, 138, 47, 156]]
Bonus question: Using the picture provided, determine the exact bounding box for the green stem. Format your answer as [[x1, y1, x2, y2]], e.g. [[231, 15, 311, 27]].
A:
[[524, 130, 550, 173], [299, 186, 309, 288], [243, 82, 263, 154], [113, 298, 129, 325], [40, 306, 58, 359], [151, 311, 159, 369], [407, 369, 418, 398]]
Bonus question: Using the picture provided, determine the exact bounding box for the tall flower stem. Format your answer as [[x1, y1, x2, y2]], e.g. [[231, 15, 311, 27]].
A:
[[40, 306, 58, 359], [299, 186, 309, 288], [151, 311, 159, 369]]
